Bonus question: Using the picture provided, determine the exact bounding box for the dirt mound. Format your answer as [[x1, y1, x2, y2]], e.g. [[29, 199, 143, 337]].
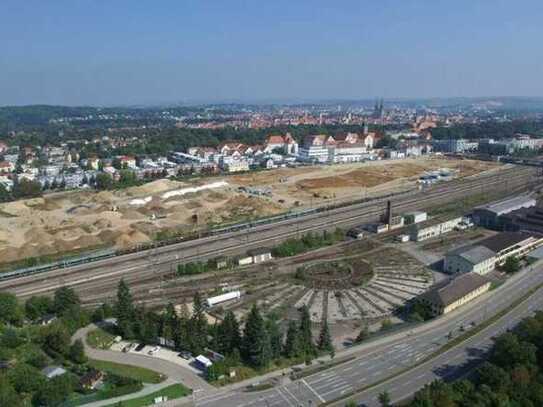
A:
[[114, 229, 150, 248], [124, 179, 186, 196], [93, 218, 113, 229], [183, 200, 203, 210], [119, 208, 146, 220]]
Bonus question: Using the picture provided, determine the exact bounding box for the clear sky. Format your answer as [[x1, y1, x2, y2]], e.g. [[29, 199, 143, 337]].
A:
[[1, 0, 542, 106]]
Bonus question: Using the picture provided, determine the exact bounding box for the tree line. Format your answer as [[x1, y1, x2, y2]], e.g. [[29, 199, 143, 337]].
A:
[[407, 310, 543, 406], [108, 279, 334, 382]]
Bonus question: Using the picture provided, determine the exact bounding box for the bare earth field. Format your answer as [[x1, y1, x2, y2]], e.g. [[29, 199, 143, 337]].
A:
[[0, 157, 500, 265]]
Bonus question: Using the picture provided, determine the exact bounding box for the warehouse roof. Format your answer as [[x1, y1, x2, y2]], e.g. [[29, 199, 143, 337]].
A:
[[478, 232, 534, 253], [421, 273, 490, 308], [474, 195, 536, 216], [447, 244, 496, 265]]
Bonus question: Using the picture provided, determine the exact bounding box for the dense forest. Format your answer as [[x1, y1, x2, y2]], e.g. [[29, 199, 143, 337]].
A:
[[408, 310, 543, 406]]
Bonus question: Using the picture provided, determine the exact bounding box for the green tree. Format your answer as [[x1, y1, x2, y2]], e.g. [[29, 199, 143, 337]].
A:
[[53, 286, 80, 315], [317, 319, 334, 357], [12, 178, 42, 199], [25, 296, 54, 321], [0, 292, 22, 325], [284, 320, 301, 358], [115, 279, 135, 339], [0, 184, 11, 202], [216, 310, 241, 356], [503, 256, 521, 273], [378, 390, 391, 407], [266, 318, 283, 360], [242, 304, 272, 368], [69, 339, 87, 364], [8, 363, 44, 393], [0, 376, 21, 407], [42, 324, 71, 357], [298, 305, 316, 358], [95, 173, 114, 190], [189, 292, 208, 354], [33, 373, 75, 407]]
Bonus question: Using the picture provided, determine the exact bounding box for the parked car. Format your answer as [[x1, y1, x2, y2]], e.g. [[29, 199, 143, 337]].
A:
[[134, 343, 145, 352], [148, 346, 161, 355], [122, 343, 134, 353], [178, 351, 192, 360]]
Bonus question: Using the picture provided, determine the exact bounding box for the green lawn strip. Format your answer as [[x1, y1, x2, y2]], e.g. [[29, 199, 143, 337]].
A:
[[101, 384, 191, 407], [321, 279, 543, 406], [87, 328, 116, 350], [88, 359, 166, 384]]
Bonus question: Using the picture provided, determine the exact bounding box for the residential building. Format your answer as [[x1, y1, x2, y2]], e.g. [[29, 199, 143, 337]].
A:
[[432, 139, 478, 154], [418, 273, 491, 315], [444, 245, 496, 275], [222, 159, 249, 173], [298, 135, 334, 162], [80, 369, 104, 390], [264, 133, 298, 155], [0, 161, 15, 174]]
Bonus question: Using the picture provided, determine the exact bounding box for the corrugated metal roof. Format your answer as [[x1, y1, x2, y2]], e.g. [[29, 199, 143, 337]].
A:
[[448, 245, 496, 265], [475, 195, 536, 216]]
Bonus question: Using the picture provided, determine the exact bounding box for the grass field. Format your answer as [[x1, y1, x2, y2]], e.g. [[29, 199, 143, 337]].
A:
[[87, 328, 116, 350], [102, 384, 191, 407], [88, 359, 166, 384]]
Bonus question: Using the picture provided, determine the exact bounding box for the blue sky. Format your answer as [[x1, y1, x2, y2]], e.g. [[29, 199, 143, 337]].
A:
[[1, 0, 542, 106]]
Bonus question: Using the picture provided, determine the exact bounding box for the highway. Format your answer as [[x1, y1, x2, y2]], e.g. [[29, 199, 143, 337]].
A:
[[3, 165, 537, 304], [192, 261, 543, 407]]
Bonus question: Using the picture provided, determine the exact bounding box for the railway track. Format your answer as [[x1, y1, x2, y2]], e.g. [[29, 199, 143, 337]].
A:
[[4, 166, 539, 302]]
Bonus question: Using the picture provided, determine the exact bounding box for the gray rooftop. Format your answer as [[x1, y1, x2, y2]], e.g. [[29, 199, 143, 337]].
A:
[[448, 244, 496, 265], [475, 195, 536, 216], [421, 273, 490, 307]]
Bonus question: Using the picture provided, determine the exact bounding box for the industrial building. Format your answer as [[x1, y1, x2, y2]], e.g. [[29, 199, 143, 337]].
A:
[[404, 211, 427, 225], [418, 273, 491, 316], [473, 195, 536, 229], [499, 206, 543, 235], [444, 245, 496, 275], [237, 248, 273, 265], [409, 216, 463, 242], [477, 232, 543, 265]]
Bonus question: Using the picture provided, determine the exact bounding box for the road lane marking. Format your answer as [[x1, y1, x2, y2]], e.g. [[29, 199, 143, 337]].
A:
[[276, 388, 294, 407], [282, 386, 300, 405], [320, 384, 353, 398], [301, 379, 325, 403]]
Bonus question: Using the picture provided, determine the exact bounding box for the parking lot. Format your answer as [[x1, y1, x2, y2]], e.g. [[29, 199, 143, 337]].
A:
[[110, 341, 202, 375]]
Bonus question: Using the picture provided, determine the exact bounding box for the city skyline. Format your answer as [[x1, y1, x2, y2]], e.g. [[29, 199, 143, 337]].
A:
[[1, 0, 543, 106]]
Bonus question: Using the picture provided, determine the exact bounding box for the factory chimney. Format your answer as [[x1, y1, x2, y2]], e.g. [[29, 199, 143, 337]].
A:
[[386, 200, 392, 229]]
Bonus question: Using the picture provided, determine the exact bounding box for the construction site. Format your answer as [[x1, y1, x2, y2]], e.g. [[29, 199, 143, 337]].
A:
[[0, 157, 500, 267]]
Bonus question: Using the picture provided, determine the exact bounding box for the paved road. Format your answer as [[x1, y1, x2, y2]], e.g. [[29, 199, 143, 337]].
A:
[[188, 262, 543, 407], [74, 325, 214, 393], [4, 166, 535, 305]]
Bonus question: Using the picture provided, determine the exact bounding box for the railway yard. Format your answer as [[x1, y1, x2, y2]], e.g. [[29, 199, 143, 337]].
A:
[[1, 161, 541, 348]]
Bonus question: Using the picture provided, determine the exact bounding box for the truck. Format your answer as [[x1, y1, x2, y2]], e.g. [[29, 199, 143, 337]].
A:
[[205, 290, 241, 308]]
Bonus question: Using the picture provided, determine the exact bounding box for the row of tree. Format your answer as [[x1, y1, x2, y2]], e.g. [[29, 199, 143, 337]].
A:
[[408, 310, 543, 406], [272, 229, 345, 258], [108, 280, 335, 379]]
